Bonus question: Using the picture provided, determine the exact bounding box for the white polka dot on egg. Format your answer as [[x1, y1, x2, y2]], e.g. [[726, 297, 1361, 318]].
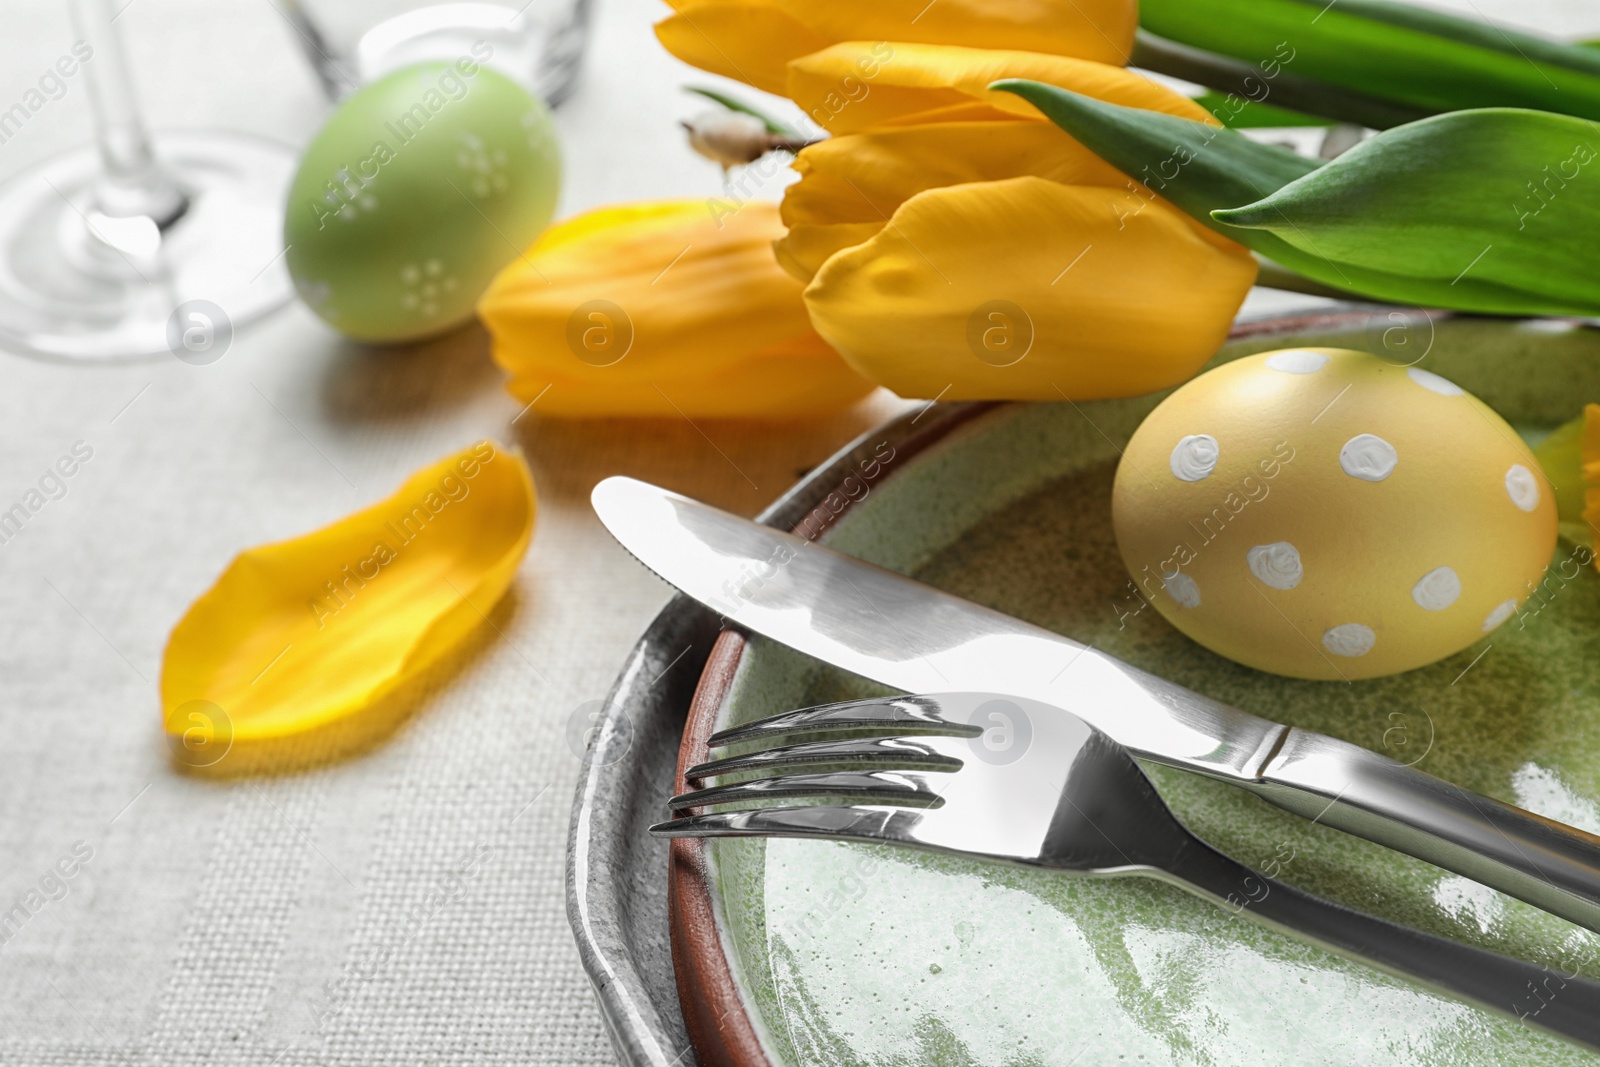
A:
[[1340, 433, 1399, 482], [1323, 623, 1376, 657], [1170, 435, 1218, 482], [1505, 465, 1540, 512], [1247, 542, 1303, 590], [1407, 367, 1464, 396], [1412, 566, 1461, 611], [1265, 349, 1329, 374], [1163, 572, 1201, 609], [1483, 599, 1518, 632]]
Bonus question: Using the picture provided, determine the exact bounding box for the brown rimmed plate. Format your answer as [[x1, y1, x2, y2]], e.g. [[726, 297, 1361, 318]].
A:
[[569, 307, 1600, 1067]]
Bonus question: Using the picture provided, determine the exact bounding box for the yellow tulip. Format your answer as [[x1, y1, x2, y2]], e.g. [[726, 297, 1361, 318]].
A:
[[655, 1, 830, 96], [787, 42, 1213, 135], [776, 118, 1132, 283], [802, 175, 1259, 401], [772, 50, 1255, 402], [656, 0, 1136, 96], [161, 442, 534, 773], [478, 199, 875, 418]]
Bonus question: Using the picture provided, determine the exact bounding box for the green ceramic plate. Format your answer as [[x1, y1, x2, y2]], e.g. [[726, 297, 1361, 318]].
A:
[[699, 315, 1600, 1066]]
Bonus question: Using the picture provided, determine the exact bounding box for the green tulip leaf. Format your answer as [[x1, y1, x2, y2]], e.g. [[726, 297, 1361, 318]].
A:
[[990, 79, 1319, 237], [993, 79, 1373, 295], [1214, 108, 1600, 316], [1140, 0, 1600, 122], [995, 80, 1600, 315], [1133, 32, 1429, 130]]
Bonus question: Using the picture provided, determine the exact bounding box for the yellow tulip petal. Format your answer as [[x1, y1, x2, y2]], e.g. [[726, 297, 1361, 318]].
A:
[[772, 0, 1136, 68], [161, 442, 535, 770], [479, 199, 874, 417], [803, 175, 1258, 401], [521, 332, 876, 418], [786, 120, 1128, 224], [657, 0, 1135, 88], [483, 199, 811, 376], [788, 42, 1214, 134], [774, 220, 887, 284], [776, 119, 1131, 281], [655, 0, 831, 95], [874, 101, 1035, 127]]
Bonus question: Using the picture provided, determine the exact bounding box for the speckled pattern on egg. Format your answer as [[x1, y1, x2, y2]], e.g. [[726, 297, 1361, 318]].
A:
[[283, 63, 561, 343], [1112, 348, 1558, 680]]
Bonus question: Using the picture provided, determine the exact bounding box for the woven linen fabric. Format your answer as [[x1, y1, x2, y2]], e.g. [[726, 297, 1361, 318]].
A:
[[0, 0, 906, 1063]]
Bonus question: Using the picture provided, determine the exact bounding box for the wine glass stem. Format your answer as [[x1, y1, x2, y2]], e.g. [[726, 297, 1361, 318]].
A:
[[70, 0, 188, 225]]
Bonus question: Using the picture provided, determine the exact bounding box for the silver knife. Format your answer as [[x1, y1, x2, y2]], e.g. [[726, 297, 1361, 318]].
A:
[[593, 475, 1600, 934]]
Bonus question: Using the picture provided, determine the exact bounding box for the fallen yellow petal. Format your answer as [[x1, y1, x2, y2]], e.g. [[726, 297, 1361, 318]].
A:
[[787, 42, 1214, 135], [478, 199, 875, 418], [161, 441, 535, 771], [803, 175, 1258, 401]]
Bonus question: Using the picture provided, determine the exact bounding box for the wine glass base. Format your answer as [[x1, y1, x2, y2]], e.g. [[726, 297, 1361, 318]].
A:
[[0, 130, 297, 363]]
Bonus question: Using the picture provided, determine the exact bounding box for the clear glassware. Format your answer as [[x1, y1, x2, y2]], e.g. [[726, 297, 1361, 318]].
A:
[[0, 0, 296, 362], [281, 0, 594, 107]]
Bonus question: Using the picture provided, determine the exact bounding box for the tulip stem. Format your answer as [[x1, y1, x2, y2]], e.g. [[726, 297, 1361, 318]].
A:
[[1130, 30, 1431, 131], [685, 85, 803, 137]]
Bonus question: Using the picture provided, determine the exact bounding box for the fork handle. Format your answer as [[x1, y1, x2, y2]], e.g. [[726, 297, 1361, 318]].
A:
[[1250, 728, 1600, 933], [1163, 839, 1600, 1052]]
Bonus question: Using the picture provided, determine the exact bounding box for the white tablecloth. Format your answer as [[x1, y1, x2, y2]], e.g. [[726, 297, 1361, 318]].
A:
[[0, 1, 909, 1062], [0, 0, 1594, 1064]]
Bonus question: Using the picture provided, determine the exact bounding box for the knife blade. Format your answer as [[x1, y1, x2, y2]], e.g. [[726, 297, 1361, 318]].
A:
[[593, 475, 1600, 934]]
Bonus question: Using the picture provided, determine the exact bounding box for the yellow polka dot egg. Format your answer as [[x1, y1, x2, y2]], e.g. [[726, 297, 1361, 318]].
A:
[[1112, 348, 1557, 681]]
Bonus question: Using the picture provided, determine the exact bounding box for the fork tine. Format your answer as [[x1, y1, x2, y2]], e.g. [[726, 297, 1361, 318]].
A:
[[651, 802, 920, 842], [707, 695, 980, 748], [686, 735, 962, 782], [669, 769, 943, 811]]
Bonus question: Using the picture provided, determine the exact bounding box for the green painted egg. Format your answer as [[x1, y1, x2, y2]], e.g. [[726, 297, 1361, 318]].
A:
[[285, 61, 561, 342]]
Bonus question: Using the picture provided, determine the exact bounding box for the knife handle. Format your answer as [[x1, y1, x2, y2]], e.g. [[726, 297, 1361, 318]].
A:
[[1250, 728, 1600, 934]]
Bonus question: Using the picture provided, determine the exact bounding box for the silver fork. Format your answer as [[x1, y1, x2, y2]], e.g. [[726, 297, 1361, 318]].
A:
[[653, 693, 1600, 1052]]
